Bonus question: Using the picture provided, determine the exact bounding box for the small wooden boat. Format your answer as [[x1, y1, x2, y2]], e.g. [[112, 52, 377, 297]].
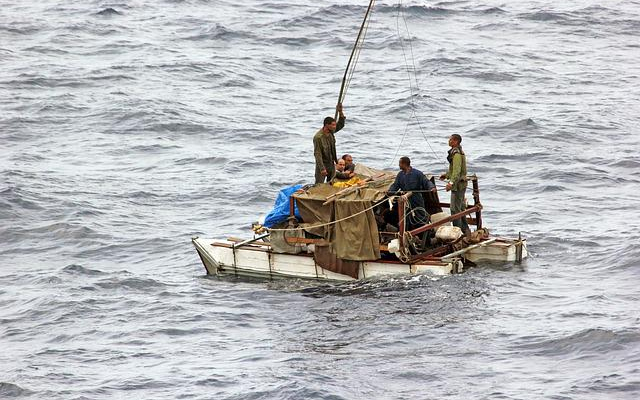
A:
[[192, 170, 527, 281], [192, 235, 527, 281]]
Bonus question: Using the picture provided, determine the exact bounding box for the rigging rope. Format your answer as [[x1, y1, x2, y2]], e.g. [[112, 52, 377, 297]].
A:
[[335, 1, 447, 171], [342, 2, 374, 102], [267, 188, 446, 234], [387, 1, 445, 168], [268, 194, 396, 232], [335, 0, 377, 120]]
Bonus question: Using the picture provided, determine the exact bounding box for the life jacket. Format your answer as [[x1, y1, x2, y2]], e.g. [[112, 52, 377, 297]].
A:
[[447, 146, 467, 190], [447, 146, 465, 164]]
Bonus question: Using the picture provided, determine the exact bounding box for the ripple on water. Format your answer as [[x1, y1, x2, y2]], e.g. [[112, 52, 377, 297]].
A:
[[0, 382, 34, 398], [61, 264, 106, 276], [94, 277, 167, 291], [94, 8, 122, 17], [515, 328, 640, 357]]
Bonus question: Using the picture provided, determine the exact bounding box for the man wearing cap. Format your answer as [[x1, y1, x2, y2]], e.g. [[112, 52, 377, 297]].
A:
[[313, 103, 346, 184], [440, 134, 470, 235]]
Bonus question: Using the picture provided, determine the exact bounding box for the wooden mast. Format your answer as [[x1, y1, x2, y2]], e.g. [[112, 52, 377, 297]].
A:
[[335, 0, 376, 121]]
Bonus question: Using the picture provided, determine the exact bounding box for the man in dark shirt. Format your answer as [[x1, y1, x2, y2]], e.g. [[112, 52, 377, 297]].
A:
[[389, 156, 436, 229]]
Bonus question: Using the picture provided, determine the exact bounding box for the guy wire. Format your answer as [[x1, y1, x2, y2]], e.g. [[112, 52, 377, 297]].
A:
[[343, 0, 375, 101], [388, 1, 445, 168]]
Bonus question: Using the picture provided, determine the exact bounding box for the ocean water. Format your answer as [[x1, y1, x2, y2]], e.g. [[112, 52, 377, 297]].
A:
[[2, 1, 640, 399]]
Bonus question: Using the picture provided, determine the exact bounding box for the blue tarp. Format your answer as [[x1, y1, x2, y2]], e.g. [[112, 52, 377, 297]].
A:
[[263, 184, 303, 228]]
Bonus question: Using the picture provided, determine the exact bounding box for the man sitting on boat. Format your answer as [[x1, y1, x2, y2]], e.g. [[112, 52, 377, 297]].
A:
[[341, 153, 355, 175], [334, 158, 355, 180], [313, 103, 346, 184], [389, 156, 436, 229], [332, 158, 365, 188]]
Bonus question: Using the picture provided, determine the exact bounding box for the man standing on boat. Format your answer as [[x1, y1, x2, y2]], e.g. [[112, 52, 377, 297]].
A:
[[313, 103, 346, 184], [440, 134, 471, 235], [389, 156, 436, 229]]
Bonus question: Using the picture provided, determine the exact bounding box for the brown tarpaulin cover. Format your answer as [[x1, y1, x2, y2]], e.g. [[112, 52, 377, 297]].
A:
[[290, 165, 438, 276], [294, 184, 335, 239], [294, 184, 389, 261], [313, 244, 360, 279]]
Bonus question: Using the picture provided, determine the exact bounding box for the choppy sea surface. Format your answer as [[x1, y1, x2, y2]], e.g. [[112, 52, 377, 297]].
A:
[[2, 1, 640, 399]]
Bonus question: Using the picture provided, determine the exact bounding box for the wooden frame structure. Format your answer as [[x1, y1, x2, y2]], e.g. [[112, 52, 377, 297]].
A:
[[285, 175, 484, 261]]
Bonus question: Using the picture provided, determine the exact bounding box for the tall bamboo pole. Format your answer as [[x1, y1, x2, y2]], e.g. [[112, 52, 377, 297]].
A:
[[335, 0, 376, 120]]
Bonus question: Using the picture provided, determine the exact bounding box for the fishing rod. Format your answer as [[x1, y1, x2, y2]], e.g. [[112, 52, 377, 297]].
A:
[[335, 0, 376, 121]]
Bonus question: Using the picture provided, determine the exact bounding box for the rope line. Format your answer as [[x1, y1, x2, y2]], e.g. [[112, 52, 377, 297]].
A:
[[342, 0, 376, 103], [388, 117, 411, 167], [387, 1, 445, 169], [269, 186, 449, 234], [268, 194, 397, 232], [335, 1, 449, 173], [400, 2, 441, 162], [336, 0, 376, 120]]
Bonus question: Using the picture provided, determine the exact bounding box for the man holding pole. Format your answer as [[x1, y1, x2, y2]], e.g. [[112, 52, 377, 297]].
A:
[[313, 103, 346, 184], [440, 134, 471, 235]]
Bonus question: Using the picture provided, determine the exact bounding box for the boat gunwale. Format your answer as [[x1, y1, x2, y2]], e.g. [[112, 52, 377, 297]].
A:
[[201, 239, 458, 266]]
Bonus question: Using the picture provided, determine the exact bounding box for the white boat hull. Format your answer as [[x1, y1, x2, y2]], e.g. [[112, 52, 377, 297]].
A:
[[466, 238, 528, 263], [192, 237, 527, 281]]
